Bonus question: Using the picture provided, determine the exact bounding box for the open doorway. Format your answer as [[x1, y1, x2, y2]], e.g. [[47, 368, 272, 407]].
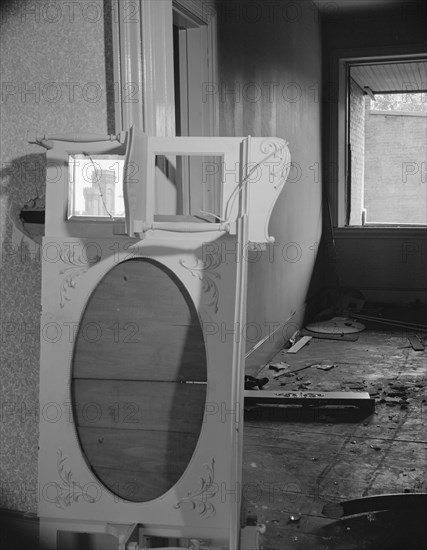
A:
[[153, 2, 220, 220]]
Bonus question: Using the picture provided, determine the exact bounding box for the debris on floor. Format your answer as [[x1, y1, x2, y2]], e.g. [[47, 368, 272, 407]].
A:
[[313, 362, 336, 371], [269, 361, 291, 370], [342, 380, 367, 391], [272, 370, 289, 379], [244, 375, 269, 390], [243, 322, 427, 549], [268, 362, 291, 377]]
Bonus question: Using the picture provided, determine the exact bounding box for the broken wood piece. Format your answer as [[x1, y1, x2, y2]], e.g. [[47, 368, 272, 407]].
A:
[[287, 336, 312, 354], [407, 334, 425, 351], [244, 390, 375, 413]]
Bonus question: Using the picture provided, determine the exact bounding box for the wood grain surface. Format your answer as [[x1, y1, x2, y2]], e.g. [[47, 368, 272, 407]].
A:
[[72, 259, 207, 502]]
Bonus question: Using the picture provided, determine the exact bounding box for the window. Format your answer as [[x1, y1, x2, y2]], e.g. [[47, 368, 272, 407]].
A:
[[335, 55, 427, 227]]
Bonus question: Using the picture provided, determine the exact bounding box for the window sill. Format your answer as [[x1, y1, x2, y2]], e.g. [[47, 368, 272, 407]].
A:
[[333, 226, 427, 239]]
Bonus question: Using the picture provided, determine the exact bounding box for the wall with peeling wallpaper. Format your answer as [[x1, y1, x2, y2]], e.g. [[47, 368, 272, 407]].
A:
[[0, 0, 111, 513]]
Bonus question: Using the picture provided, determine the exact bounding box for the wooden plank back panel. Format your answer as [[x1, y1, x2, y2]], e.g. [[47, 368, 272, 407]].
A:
[[73, 379, 206, 432], [73, 259, 207, 381], [78, 427, 199, 502], [80, 259, 197, 324], [72, 259, 207, 502], [73, 323, 206, 381]]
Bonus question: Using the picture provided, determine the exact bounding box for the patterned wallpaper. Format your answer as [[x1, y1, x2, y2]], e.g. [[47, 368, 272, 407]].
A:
[[0, 0, 111, 513]]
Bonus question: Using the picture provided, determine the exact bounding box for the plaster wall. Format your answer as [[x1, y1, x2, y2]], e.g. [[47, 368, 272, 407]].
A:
[[216, 0, 323, 368]]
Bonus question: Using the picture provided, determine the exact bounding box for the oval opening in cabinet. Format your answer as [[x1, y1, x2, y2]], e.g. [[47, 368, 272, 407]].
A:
[[71, 258, 207, 502]]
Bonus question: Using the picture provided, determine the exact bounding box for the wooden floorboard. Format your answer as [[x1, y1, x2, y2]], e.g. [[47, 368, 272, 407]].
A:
[[243, 328, 427, 549]]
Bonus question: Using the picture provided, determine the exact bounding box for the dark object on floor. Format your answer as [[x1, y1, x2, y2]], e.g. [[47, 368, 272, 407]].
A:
[[323, 492, 427, 518], [244, 390, 375, 413], [317, 508, 427, 550], [244, 375, 269, 390]]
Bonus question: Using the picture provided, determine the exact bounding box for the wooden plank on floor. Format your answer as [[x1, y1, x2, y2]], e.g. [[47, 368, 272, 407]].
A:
[[287, 336, 312, 354], [245, 390, 375, 413], [407, 334, 425, 351]]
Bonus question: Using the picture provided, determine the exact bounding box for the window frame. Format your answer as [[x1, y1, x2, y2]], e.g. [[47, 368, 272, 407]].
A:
[[328, 45, 427, 231]]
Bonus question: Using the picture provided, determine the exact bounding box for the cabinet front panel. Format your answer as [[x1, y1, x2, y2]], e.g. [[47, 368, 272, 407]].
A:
[[71, 258, 207, 502]]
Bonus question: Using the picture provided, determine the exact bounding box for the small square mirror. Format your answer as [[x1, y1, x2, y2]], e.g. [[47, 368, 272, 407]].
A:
[[68, 154, 125, 219]]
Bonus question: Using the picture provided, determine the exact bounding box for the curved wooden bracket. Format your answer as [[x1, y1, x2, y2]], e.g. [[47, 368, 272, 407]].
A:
[[246, 137, 291, 244]]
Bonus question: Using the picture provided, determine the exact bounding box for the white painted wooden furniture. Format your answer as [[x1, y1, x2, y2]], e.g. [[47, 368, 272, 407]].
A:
[[33, 128, 290, 550]]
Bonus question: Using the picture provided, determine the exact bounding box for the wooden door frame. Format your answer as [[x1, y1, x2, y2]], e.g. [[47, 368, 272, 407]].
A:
[[111, 0, 218, 137]]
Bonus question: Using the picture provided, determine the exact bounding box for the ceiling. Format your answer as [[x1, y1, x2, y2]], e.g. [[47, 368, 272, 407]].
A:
[[350, 60, 427, 93]]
